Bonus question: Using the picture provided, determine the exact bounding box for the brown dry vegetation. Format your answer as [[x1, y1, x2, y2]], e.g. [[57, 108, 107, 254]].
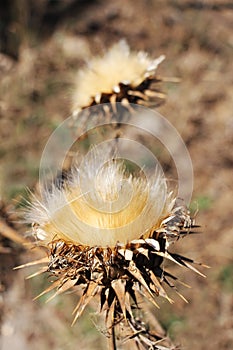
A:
[[0, 1, 232, 349]]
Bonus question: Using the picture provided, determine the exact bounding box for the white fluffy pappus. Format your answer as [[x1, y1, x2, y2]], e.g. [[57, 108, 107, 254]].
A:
[[27, 149, 175, 247], [72, 39, 165, 113]]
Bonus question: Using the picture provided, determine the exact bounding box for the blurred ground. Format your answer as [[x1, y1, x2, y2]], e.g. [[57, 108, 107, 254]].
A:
[[0, 0, 232, 349]]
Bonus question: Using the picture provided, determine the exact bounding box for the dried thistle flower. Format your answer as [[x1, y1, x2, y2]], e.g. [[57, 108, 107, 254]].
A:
[[21, 149, 205, 349], [72, 40, 166, 119]]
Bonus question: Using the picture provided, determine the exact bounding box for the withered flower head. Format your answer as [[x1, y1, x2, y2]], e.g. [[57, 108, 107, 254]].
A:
[[23, 149, 205, 349], [72, 40, 166, 117]]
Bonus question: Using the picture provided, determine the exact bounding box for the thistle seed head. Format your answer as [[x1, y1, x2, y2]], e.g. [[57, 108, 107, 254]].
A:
[[72, 40, 166, 118], [22, 149, 204, 349], [27, 149, 174, 247]]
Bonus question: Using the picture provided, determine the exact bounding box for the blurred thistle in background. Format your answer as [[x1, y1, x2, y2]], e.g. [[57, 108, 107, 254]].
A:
[[72, 40, 166, 115]]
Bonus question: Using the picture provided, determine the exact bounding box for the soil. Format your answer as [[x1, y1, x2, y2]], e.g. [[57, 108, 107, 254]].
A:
[[0, 1, 232, 349]]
